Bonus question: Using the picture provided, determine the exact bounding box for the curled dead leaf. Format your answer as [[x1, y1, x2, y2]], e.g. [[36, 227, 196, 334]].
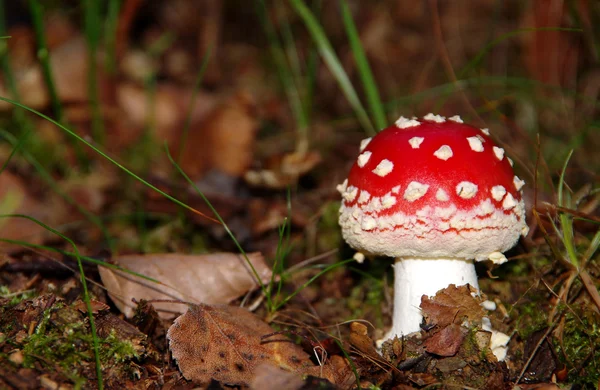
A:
[[420, 284, 484, 329], [167, 303, 315, 386], [98, 252, 271, 318]]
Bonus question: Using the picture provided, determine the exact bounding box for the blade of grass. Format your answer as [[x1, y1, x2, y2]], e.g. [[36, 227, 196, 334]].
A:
[[288, 0, 375, 136], [340, 0, 386, 130], [0, 214, 103, 389], [0, 238, 162, 284], [0, 129, 115, 251], [84, 0, 105, 144], [0, 97, 219, 225], [104, 0, 121, 74], [0, 1, 29, 132], [275, 258, 355, 311], [27, 0, 88, 167], [165, 144, 274, 309], [257, 0, 310, 153], [557, 150, 579, 269], [459, 27, 582, 79]]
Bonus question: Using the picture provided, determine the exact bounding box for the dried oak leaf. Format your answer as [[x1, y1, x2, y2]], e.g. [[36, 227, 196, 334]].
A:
[[420, 284, 484, 329], [98, 252, 271, 319], [167, 303, 317, 386]]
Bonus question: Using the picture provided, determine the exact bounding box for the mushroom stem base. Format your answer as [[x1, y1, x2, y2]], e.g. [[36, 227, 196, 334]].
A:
[[384, 257, 479, 340]]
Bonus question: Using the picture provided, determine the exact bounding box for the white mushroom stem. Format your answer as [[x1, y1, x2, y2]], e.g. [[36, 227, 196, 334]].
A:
[[384, 257, 479, 340]]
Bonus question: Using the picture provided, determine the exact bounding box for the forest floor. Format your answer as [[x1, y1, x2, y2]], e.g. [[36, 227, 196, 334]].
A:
[[0, 1, 599, 389]]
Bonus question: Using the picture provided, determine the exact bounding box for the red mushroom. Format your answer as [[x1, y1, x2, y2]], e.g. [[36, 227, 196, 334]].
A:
[[338, 114, 528, 339]]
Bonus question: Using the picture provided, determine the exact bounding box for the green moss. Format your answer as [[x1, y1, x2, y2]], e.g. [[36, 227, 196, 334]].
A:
[[0, 285, 37, 305], [17, 301, 141, 386], [511, 300, 550, 339], [554, 307, 600, 387]]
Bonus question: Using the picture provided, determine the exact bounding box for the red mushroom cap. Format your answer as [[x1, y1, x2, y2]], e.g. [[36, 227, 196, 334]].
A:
[[338, 114, 528, 262]]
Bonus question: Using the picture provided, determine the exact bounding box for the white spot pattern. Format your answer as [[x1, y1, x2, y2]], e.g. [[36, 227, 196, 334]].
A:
[[373, 159, 394, 177], [404, 181, 429, 201], [491, 185, 506, 201], [493, 146, 505, 161], [513, 176, 525, 191], [336, 179, 347, 194], [456, 181, 478, 199], [343, 186, 358, 202], [357, 151, 372, 168], [480, 128, 490, 136], [436, 188, 449, 201], [467, 136, 484, 152], [502, 193, 517, 210], [358, 190, 371, 204], [395, 116, 420, 129], [424, 113, 446, 123], [408, 137, 424, 149], [433, 145, 453, 160], [449, 115, 463, 123], [381, 194, 397, 209], [359, 137, 372, 152]]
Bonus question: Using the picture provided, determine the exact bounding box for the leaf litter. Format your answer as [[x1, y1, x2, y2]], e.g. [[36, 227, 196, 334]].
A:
[[98, 252, 272, 318], [0, 1, 597, 388], [166, 302, 340, 386]]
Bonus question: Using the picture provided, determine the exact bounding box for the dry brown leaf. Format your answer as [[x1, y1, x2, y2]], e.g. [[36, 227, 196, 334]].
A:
[[349, 322, 379, 359], [244, 151, 321, 190], [0, 172, 59, 253], [420, 284, 484, 329], [179, 91, 258, 180], [167, 303, 315, 386], [98, 252, 271, 318], [249, 363, 305, 390], [423, 324, 466, 357]]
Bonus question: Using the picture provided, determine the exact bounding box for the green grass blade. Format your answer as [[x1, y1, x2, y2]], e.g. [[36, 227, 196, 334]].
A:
[[288, 0, 375, 136], [103, 0, 121, 74], [459, 27, 582, 78], [165, 144, 273, 308], [257, 0, 310, 152], [557, 150, 579, 269], [340, 0, 386, 130], [0, 214, 103, 389], [0, 1, 29, 130], [28, 0, 63, 122], [27, 0, 88, 167], [0, 97, 217, 224], [275, 258, 355, 311], [0, 129, 115, 251], [0, 238, 162, 284]]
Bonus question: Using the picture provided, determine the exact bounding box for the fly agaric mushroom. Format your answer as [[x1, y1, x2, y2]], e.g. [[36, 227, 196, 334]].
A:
[[337, 114, 528, 339]]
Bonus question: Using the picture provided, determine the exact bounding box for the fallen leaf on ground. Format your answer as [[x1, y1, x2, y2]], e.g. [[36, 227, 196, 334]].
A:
[[0, 172, 60, 253], [420, 284, 484, 329], [249, 363, 305, 390], [98, 252, 271, 318], [244, 150, 321, 189], [167, 303, 318, 386], [179, 91, 258, 180], [423, 324, 466, 357], [349, 322, 379, 359]]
